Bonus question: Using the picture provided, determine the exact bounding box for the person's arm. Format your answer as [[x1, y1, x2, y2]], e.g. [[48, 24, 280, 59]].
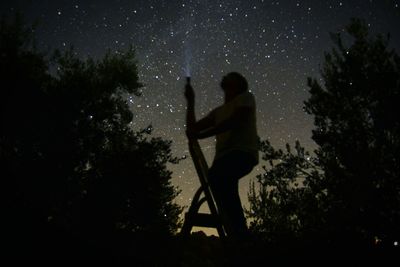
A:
[[196, 106, 252, 139], [192, 110, 216, 132], [185, 83, 218, 139]]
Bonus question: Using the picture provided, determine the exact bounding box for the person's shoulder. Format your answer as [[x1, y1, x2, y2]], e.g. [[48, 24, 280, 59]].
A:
[[213, 105, 223, 116], [237, 91, 254, 99], [244, 91, 255, 98], [236, 91, 255, 106], [210, 106, 220, 115]]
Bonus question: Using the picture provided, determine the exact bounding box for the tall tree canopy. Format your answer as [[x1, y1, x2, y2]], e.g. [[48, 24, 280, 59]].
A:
[[1, 14, 182, 253], [248, 19, 400, 248]]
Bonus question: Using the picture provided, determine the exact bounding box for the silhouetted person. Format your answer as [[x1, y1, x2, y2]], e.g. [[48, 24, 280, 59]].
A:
[[185, 72, 259, 239]]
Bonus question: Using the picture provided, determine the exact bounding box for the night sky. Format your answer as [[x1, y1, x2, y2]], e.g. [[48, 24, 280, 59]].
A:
[[2, 0, 399, 232]]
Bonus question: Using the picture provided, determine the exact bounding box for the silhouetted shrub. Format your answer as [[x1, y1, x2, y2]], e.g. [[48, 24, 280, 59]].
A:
[[1, 14, 182, 254], [248, 19, 400, 248]]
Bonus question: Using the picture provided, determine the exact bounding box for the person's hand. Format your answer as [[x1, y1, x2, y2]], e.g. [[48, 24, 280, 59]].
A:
[[185, 126, 198, 140], [184, 84, 195, 105]]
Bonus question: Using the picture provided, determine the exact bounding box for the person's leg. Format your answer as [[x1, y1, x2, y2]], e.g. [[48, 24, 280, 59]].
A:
[[223, 177, 248, 238], [208, 164, 237, 236], [208, 152, 255, 239]]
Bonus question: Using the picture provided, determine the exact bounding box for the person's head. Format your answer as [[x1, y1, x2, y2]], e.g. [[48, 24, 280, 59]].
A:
[[220, 72, 248, 100]]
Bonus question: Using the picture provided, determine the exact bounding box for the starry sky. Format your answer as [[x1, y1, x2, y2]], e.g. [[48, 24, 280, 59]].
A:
[[2, 1, 400, 232]]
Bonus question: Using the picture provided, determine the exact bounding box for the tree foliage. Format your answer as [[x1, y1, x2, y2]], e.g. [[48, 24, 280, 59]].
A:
[[1, 14, 182, 250], [247, 141, 325, 245], [248, 19, 400, 247]]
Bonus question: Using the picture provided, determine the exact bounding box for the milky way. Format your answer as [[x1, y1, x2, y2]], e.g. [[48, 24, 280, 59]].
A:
[[2, 1, 399, 220]]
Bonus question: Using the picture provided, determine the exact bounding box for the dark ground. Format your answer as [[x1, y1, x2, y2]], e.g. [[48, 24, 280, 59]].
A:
[[4, 224, 398, 266]]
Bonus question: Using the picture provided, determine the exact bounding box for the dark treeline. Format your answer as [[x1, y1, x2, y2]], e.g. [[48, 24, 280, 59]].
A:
[[1, 14, 181, 264], [1, 13, 399, 265], [247, 18, 400, 254]]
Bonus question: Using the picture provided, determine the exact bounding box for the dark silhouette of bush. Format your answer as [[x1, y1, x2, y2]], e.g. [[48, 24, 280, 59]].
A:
[[247, 140, 324, 246], [248, 18, 400, 249], [1, 14, 182, 259]]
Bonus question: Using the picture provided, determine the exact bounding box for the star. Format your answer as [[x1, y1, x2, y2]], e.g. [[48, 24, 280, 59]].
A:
[[1, 0, 399, 219]]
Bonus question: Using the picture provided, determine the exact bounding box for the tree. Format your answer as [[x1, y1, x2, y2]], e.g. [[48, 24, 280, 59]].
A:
[[306, 18, 400, 246], [248, 19, 400, 248], [247, 140, 325, 246], [1, 14, 182, 254]]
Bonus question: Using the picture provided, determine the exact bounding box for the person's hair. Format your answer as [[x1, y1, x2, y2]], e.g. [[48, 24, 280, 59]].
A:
[[227, 72, 248, 93]]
